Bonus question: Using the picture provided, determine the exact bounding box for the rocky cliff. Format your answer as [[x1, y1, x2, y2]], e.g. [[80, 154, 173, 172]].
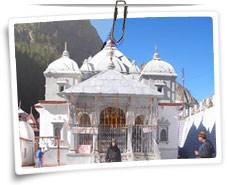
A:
[[15, 20, 103, 115]]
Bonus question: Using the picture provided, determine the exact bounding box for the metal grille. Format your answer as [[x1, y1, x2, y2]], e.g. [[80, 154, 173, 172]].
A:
[[98, 126, 128, 153], [132, 125, 153, 153]]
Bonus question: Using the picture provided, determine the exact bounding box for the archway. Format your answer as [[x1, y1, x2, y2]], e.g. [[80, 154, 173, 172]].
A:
[[160, 129, 167, 142], [100, 107, 126, 128], [77, 113, 92, 146], [132, 115, 144, 153], [78, 113, 91, 127]]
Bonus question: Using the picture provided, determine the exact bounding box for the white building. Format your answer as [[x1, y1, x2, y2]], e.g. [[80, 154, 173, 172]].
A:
[[18, 107, 35, 166], [35, 40, 182, 164], [19, 120, 35, 166]]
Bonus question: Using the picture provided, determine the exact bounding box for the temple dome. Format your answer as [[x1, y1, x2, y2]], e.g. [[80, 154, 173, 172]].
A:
[[88, 40, 133, 73], [141, 48, 177, 76], [44, 43, 81, 75], [80, 56, 94, 72]]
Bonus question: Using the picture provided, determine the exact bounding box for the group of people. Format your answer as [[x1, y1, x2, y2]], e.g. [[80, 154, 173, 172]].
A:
[[34, 131, 215, 167], [105, 131, 215, 163]]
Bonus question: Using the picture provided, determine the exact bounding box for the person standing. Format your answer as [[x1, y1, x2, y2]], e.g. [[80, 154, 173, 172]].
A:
[[194, 131, 215, 158], [35, 147, 43, 167], [105, 138, 122, 162]]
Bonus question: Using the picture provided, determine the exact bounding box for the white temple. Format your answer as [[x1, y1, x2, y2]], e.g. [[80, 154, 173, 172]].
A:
[[35, 40, 183, 164]]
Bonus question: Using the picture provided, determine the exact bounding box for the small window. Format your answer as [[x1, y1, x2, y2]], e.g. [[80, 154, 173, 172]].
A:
[[59, 85, 65, 92], [160, 129, 168, 142], [157, 86, 163, 93]]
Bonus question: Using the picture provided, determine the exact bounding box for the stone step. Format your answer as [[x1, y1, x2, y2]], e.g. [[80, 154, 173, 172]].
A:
[[133, 153, 157, 161]]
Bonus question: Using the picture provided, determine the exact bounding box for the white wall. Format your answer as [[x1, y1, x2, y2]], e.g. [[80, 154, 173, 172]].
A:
[[141, 75, 176, 102], [45, 74, 80, 100], [157, 105, 180, 159], [20, 140, 34, 166], [36, 104, 68, 137]]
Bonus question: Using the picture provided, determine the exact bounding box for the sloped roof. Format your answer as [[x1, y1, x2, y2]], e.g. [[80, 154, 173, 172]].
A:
[[60, 69, 162, 97]]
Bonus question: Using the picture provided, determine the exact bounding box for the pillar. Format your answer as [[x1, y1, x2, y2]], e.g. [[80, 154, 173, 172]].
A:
[[126, 110, 134, 160]]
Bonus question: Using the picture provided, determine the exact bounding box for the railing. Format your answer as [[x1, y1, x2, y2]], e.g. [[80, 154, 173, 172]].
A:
[[132, 125, 153, 154]]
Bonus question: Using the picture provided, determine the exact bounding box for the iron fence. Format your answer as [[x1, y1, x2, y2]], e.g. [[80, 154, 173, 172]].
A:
[[132, 125, 153, 154]]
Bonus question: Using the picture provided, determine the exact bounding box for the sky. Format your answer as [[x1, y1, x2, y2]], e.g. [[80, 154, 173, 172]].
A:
[[90, 17, 214, 101]]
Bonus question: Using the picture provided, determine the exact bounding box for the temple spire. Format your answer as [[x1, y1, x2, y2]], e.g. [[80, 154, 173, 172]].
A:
[[106, 37, 115, 70], [62, 42, 69, 57], [65, 42, 67, 51], [107, 59, 115, 69], [153, 45, 160, 60]]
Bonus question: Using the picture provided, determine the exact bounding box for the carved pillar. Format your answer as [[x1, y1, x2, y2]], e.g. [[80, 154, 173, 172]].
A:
[[93, 96, 100, 162], [126, 110, 134, 160]]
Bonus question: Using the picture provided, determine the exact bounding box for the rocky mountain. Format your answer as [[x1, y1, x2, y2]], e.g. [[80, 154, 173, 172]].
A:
[[15, 20, 103, 115]]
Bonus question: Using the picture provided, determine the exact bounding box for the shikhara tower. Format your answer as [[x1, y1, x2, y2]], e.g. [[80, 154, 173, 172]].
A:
[[35, 41, 182, 164]]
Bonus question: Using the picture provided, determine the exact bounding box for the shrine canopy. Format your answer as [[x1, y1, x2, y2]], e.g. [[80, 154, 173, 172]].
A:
[[59, 69, 163, 98]]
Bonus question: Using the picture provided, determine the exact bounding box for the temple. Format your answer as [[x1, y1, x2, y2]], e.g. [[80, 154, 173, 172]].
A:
[[34, 40, 183, 164]]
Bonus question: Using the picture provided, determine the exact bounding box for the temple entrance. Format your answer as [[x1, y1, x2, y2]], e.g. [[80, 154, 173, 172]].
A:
[[98, 107, 127, 156]]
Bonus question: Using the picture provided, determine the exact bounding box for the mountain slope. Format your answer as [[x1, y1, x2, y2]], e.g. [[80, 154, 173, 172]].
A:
[[15, 20, 103, 115]]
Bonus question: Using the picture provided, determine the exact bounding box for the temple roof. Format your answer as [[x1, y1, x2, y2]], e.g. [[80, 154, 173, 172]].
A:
[[59, 69, 162, 97], [44, 43, 81, 75], [141, 47, 177, 77], [87, 40, 133, 73]]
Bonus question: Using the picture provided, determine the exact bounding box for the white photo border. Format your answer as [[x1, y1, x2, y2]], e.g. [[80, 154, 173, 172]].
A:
[[8, 11, 222, 175]]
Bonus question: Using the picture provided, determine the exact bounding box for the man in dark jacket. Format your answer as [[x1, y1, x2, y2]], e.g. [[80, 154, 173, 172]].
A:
[[105, 138, 122, 162], [194, 131, 215, 158]]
